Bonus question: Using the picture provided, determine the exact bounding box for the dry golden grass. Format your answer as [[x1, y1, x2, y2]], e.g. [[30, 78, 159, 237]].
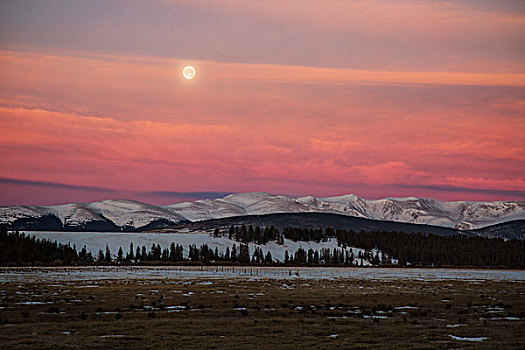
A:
[[1, 276, 524, 349]]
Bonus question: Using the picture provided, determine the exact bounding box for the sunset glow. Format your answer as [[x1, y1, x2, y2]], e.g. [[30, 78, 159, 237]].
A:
[[0, 0, 524, 205]]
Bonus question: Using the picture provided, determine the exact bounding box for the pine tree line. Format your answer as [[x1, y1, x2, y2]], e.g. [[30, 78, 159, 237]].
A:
[[219, 225, 285, 245], [2, 224, 524, 267], [335, 229, 525, 267], [0, 227, 79, 265], [222, 225, 525, 267], [0, 225, 374, 266]]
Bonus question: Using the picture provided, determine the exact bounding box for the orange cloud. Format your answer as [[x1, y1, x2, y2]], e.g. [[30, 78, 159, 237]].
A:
[[445, 177, 525, 192], [203, 62, 525, 87]]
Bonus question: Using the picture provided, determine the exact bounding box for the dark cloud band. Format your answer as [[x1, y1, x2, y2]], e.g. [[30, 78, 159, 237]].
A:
[[0, 177, 116, 193], [0, 177, 231, 201]]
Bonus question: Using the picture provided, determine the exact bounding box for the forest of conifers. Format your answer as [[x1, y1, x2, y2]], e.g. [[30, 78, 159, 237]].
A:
[[1, 225, 524, 267]]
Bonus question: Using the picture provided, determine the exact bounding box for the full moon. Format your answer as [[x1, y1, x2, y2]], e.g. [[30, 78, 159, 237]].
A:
[[182, 65, 196, 80]]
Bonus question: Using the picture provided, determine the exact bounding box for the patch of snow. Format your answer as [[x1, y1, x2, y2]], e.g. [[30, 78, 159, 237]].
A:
[[100, 335, 125, 338], [17, 301, 51, 305], [165, 305, 186, 310], [449, 335, 488, 342], [482, 316, 520, 321]]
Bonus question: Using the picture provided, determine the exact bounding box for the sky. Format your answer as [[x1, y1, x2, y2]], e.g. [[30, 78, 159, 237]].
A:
[[0, 0, 524, 206]]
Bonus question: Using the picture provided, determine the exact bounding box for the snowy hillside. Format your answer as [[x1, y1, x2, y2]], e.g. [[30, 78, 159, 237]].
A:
[[1, 192, 524, 231], [165, 193, 313, 221], [299, 195, 525, 230], [0, 199, 185, 230], [165, 192, 524, 230], [24, 231, 380, 265]]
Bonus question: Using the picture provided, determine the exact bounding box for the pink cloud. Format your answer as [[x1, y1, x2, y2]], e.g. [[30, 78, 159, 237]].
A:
[[0, 49, 524, 204]]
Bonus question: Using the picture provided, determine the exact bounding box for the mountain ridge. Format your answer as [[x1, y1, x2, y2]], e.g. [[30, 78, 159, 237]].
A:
[[1, 192, 523, 232]]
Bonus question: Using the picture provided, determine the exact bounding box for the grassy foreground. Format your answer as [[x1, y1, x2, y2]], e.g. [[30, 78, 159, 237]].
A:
[[0, 276, 524, 349]]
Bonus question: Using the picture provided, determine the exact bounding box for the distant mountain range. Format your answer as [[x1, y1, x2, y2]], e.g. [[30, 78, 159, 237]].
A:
[[1, 193, 524, 237], [158, 213, 525, 241]]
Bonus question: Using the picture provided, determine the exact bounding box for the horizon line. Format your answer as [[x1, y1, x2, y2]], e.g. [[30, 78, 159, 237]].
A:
[[1, 177, 523, 207]]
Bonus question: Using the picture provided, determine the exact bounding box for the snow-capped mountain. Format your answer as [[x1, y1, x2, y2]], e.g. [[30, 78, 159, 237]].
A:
[[297, 194, 525, 230], [164, 193, 312, 221], [1, 192, 524, 231], [167, 193, 524, 230], [0, 199, 186, 231]]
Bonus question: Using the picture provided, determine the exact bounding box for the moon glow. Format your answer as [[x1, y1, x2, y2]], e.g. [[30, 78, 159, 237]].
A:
[[182, 65, 196, 80]]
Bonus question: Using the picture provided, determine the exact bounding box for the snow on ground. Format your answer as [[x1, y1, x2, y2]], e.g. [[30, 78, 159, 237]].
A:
[[165, 199, 246, 221], [449, 335, 489, 342], [87, 200, 183, 228], [1, 266, 524, 283], [0, 206, 50, 224], [49, 204, 104, 227], [24, 231, 374, 264], [0, 200, 185, 229]]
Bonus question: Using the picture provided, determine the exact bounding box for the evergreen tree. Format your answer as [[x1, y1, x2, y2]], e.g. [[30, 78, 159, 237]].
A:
[[313, 250, 320, 265], [295, 248, 307, 265], [239, 244, 250, 264], [265, 251, 273, 264], [128, 242, 134, 261], [307, 249, 314, 265], [117, 247, 123, 263], [97, 249, 105, 263], [162, 248, 169, 261], [105, 245, 112, 263], [231, 244, 237, 262]]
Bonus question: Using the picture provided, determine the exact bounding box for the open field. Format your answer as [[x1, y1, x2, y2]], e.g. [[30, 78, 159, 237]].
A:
[[1, 266, 525, 282], [1, 269, 524, 349]]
